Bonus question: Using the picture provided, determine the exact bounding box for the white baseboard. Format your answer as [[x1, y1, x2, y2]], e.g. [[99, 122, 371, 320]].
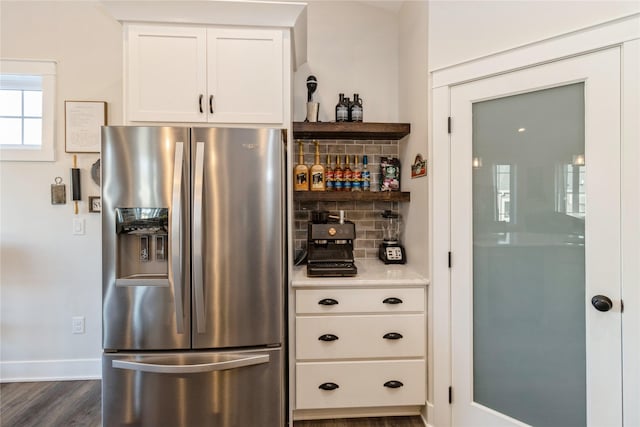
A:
[[0, 358, 101, 382]]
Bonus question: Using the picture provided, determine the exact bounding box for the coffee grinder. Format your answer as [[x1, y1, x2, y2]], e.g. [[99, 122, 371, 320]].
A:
[[379, 210, 406, 264]]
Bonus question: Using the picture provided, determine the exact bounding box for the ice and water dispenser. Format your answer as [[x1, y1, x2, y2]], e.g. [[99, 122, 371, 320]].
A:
[[115, 208, 169, 286]]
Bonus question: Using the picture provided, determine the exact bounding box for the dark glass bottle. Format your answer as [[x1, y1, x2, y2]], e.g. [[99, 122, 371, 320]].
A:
[[344, 97, 352, 121], [351, 94, 363, 122], [335, 93, 348, 122]]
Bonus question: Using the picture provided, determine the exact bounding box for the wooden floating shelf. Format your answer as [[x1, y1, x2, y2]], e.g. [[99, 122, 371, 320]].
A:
[[293, 122, 410, 140], [293, 191, 410, 203]]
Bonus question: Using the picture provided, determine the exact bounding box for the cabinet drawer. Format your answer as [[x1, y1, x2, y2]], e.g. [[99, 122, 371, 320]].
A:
[[296, 360, 425, 409], [296, 288, 424, 314], [296, 314, 425, 360]]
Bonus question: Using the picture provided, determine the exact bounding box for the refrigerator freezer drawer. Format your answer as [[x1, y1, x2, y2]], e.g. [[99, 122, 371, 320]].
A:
[[102, 347, 283, 427]]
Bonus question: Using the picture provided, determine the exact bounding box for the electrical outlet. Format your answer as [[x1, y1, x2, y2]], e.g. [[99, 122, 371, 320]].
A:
[[72, 218, 85, 235], [72, 316, 85, 334]]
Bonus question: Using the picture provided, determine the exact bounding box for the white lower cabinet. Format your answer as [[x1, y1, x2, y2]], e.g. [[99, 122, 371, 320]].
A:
[[293, 286, 426, 414], [296, 360, 425, 409]]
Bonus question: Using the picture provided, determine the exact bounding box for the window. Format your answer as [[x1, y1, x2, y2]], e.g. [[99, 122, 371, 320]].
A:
[[0, 60, 56, 161], [495, 164, 512, 223], [556, 162, 586, 219]]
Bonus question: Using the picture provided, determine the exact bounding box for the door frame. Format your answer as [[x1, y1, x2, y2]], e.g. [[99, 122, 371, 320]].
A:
[[429, 14, 640, 427]]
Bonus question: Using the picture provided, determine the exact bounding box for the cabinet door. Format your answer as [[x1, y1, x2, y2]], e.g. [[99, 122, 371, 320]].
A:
[[207, 28, 283, 124], [126, 24, 207, 123]]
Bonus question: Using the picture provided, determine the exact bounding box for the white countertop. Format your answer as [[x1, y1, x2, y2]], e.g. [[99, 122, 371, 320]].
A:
[[291, 259, 429, 287]]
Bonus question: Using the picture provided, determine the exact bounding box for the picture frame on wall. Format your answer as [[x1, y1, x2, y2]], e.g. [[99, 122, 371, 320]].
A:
[[65, 101, 107, 153]]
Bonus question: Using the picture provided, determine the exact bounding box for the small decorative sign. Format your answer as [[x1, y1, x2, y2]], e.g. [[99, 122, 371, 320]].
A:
[[65, 101, 107, 153], [411, 153, 427, 179], [89, 196, 101, 213]]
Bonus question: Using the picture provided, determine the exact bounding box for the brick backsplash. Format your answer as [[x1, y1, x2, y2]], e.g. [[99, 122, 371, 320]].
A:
[[293, 139, 400, 259]]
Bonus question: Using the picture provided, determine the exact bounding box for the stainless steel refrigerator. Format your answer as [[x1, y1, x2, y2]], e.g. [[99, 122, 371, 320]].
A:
[[101, 126, 285, 427]]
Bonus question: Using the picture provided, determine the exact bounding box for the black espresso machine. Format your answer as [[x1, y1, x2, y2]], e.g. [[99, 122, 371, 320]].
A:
[[306, 211, 357, 277]]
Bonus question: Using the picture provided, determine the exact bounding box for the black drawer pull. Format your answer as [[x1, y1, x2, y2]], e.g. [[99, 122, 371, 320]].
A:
[[318, 298, 339, 305], [383, 332, 403, 340], [319, 382, 339, 391], [383, 297, 403, 304], [318, 334, 339, 342], [384, 380, 404, 389]]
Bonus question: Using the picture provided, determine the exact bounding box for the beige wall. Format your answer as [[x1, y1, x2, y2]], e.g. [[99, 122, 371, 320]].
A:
[[292, 0, 400, 123], [0, 0, 122, 379], [0, 0, 404, 380], [428, 0, 640, 71]]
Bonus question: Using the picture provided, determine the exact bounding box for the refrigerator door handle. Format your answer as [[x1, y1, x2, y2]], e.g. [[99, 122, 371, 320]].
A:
[[112, 354, 269, 374], [171, 142, 185, 334], [193, 141, 206, 334]]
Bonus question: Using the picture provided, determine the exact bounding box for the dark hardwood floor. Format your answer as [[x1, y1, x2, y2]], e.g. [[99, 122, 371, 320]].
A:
[[0, 380, 424, 427], [1, 380, 101, 427]]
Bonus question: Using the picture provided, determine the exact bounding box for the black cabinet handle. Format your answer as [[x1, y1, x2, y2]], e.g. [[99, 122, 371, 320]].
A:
[[318, 334, 339, 342], [384, 380, 404, 389], [198, 94, 203, 113], [383, 297, 403, 304], [318, 298, 339, 305], [209, 95, 214, 114], [383, 332, 403, 340], [319, 382, 339, 391]]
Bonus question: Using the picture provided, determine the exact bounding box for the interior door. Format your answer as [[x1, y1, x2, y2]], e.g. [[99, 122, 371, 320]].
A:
[[450, 48, 621, 427]]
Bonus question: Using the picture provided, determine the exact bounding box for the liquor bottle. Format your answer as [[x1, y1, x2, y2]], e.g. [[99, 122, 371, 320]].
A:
[[343, 155, 353, 191], [310, 141, 325, 191], [334, 155, 344, 191], [362, 155, 371, 191], [351, 94, 363, 122], [344, 97, 352, 121], [325, 154, 334, 191], [293, 140, 309, 191], [335, 93, 348, 122], [351, 154, 362, 192]]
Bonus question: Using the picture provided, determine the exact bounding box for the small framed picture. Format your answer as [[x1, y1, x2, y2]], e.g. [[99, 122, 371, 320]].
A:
[[65, 101, 107, 153], [89, 196, 101, 213]]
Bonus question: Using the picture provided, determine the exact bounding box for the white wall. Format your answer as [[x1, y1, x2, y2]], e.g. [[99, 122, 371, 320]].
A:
[[0, 0, 123, 381], [292, 0, 399, 123], [398, 2, 430, 422], [429, 0, 640, 71], [0, 0, 403, 381]]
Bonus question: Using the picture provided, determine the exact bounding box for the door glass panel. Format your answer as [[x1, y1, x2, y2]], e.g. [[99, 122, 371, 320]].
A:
[[472, 83, 585, 427]]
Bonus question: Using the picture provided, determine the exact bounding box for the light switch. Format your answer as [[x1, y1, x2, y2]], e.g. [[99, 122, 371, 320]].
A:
[[72, 218, 85, 235]]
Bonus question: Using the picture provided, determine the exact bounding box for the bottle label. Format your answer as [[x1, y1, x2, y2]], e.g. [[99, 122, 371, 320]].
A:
[[312, 172, 324, 185], [336, 106, 348, 122], [296, 172, 307, 185], [352, 106, 363, 122], [352, 170, 362, 191], [362, 170, 371, 191]]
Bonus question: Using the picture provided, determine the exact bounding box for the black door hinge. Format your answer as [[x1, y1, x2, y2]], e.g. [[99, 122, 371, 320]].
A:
[[448, 117, 452, 134], [449, 386, 453, 404], [448, 251, 452, 268]]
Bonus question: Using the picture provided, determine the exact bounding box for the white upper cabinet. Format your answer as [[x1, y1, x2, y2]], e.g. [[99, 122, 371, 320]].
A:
[[207, 28, 283, 124], [126, 24, 284, 124]]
